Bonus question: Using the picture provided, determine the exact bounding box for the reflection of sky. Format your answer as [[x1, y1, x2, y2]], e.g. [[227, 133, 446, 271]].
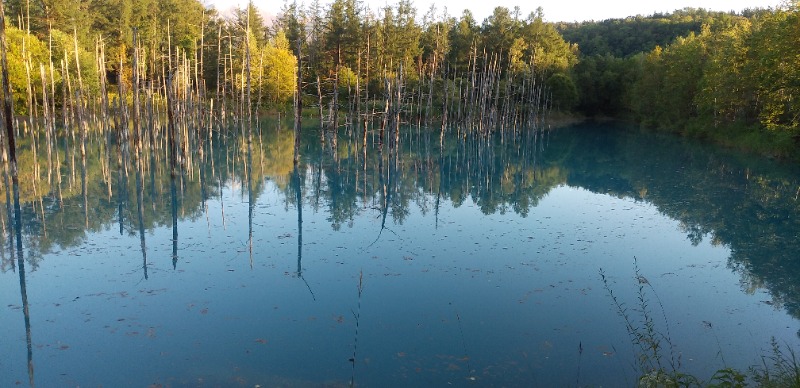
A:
[[3, 176, 796, 386]]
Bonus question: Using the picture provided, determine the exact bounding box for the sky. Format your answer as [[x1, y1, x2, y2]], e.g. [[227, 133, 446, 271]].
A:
[[204, 0, 780, 23]]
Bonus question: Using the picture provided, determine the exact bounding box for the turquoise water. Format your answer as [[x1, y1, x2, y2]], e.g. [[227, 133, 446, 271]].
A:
[[2, 122, 799, 386]]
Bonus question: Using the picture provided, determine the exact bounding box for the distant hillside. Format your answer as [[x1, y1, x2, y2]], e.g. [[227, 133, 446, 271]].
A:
[[555, 7, 764, 57]]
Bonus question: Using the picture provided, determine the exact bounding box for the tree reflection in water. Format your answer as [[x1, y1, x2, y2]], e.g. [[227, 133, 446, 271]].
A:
[[2, 120, 800, 385]]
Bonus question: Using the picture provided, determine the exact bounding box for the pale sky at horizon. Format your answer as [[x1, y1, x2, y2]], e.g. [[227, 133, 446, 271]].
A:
[[204, 0, 780, 23]]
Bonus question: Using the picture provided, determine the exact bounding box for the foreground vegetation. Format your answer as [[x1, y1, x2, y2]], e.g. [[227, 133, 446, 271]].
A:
[[603, 260, 800, 388]]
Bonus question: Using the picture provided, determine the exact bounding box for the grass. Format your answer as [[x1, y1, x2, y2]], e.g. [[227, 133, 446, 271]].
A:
[[600, 258, 800, 387]]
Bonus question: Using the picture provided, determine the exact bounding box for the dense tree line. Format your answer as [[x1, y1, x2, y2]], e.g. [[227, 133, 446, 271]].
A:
[[563, 6, 800, 158], [272, 1, 578, 127], [0, 0, 579, 123], [555, 8, 764, 58], [0, 0, 796, 156], [0, 0, 296, 116]]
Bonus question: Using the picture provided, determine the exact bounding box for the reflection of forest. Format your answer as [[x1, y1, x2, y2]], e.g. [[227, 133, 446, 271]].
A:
[[2, 122, 800, 319]]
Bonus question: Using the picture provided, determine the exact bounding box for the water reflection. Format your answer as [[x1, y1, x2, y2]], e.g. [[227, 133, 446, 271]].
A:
[[4, 121, 800, 309], [7, 159, 35, 386], [2, 119, 800, 384]]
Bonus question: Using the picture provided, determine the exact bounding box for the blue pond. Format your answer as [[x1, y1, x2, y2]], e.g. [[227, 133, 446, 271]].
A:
[[2, 122, 800, 386]]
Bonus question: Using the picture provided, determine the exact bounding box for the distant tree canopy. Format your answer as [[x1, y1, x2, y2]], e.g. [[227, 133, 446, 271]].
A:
[[555, 8, 749, 58], [561, 6, 799, 157]]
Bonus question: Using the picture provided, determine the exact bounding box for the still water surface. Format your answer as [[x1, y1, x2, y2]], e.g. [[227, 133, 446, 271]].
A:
[[2, 122, 800, 386]]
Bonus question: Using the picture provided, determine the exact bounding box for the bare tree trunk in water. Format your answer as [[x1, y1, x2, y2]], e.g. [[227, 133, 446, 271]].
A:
[[294, 35, 302, 165]]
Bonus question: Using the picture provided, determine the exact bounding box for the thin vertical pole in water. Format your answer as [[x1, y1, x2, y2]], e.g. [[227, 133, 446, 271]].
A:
[[293, 34, 302, 165], [13, 174, 34, 387], [132, 28, 141, 156], [332, 45, 340, 133], [40, 63, 53, 187], [135, 155, 147, 280], [349, 269, 364, 387], [170, 164, 178, 270], [247, 127, 254, 268], [244, 8, 252, 136], [1, 5, 32, 383], [317, 75, 324, 134], [293, 165, 303, 276], [0, 7, 14, 260], [215, 23, 222, 128], [73, 28, 86, 157], [167, 74, 178, 269], [0, 0, 17, 176]]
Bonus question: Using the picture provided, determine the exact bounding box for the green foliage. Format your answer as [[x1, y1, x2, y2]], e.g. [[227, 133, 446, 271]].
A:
[[241, 30, 297, 106], [49, 29, 100, 96], [446, 10, 479, 75], [546, 73, 577, 111], [602, 262, 749, 388], [259, 31, 298, 105], [746, 9, 800, 130], [752, 338, 800, 387], [549, 5, 800, 157], [569, 6, 799, 158], [6, 0, 794, 150], [600, 260, 681, 377], [557, 8, 740, 58], [571, 54, 635, 116], [707, 368, 747, 388], [517, 10, 578, 76], [4, 27, 49, 113], [602, 259, 800, 388], [0, 27, 100, 115], [630, 31, 709, 128], [233, 1, 269, 47], [695, 19, 754, 124]]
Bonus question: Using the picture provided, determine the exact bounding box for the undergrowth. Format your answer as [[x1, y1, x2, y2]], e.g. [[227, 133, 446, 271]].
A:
[[600, 258, 800, 387]]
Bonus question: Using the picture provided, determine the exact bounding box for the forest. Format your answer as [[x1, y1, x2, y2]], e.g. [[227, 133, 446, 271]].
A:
[[563, 5, 800, 158], [0, 0, 798, 157]]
